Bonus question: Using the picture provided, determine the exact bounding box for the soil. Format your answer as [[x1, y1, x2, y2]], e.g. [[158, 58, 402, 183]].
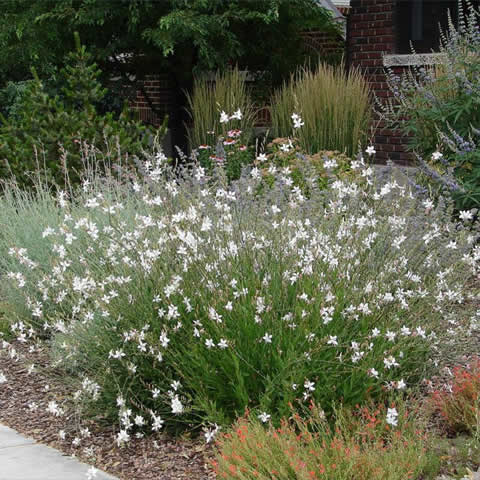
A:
[[0, 339, 215, 480]]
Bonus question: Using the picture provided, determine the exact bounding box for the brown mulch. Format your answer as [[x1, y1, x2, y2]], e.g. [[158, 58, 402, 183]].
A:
[[0, 340, 215, 480]]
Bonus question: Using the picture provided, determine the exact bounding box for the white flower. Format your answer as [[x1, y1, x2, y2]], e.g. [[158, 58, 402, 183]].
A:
[[0, 371, 6, 384], [204, 424, 220, 443], [385, 330, 396, 342], [134, 415, 145, 427], [400, 326, 411, 336], [171, 395, 184, 414], [257, 411, 271, 423], [256, 153, 267, 162], [159, 331, 170, 348], [396, 379, 406, 390], [201, 217, 212, 232], [151, 412, 164, 432], [171, 380, 181, 391], [261, 333, 272, 344], [368, 368, 379, 379], [432, 151, 443, 161], [42, 227, 55, 238], [415, 326, 426, 338], [304, 380, 315, 392], [327, 335, 338, 346], [230, 109, 243, 120], [386, 407, 398, 427], [365, 145, 376, 156], [324, 158, 338, 169], [383, 355, 399, 369], [291, 112, 304, 129], [250, 167, 261, 179], [459, 210, 474, 222], [46, 400, 63, 417], [205, 338, 215, 349], [220, 111, 230, 123], [116, 430, 130, 446], [423, 199, 434, 210], [218, 339, 228, 349], [279, 140, 293, 152]]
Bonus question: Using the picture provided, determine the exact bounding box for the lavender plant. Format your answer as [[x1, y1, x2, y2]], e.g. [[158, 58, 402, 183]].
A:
[[379, 1, 480, 210]]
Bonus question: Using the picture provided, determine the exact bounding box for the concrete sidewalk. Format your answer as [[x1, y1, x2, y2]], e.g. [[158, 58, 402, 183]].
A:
[[0, 424, 118, 480]]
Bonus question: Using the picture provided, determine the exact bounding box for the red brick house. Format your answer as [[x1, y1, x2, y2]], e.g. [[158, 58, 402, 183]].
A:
[[347, 0, 479, 163]]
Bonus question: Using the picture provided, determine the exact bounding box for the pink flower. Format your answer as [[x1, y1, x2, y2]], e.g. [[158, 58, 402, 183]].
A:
[[227, 129, 242, 138]]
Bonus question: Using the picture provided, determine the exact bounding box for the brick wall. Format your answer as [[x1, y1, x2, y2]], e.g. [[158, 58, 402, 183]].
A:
[[130, 74, 174, 127], [348, 0, 413, 164], [300, 30, 346, 59]]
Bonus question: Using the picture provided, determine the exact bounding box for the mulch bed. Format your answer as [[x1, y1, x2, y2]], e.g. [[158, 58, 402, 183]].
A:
[[0, 339, 215, 480]]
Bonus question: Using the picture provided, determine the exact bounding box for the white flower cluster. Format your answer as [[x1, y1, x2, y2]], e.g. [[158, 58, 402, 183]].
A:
[[2, 143, 478, 437]]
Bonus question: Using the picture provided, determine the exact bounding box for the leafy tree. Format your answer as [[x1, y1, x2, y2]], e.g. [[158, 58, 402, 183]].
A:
[[0, 1, 339, 153], [0, 1, 338, 79], [0, 33, 154, 187]]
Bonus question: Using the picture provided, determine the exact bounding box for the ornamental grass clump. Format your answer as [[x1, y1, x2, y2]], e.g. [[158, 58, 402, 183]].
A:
[[270, 62, 371, 156], [0, 117, 479, 441], [185, 66, 256, 150]]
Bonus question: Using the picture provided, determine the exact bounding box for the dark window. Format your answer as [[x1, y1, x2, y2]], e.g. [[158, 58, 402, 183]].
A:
[[396, 0, 461, 54]]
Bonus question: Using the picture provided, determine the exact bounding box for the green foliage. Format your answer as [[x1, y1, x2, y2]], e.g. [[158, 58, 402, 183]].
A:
[[0, 80, 33, 119], [0, 33, 153, 187], [270, 63, 372, 156], [0, 0, 339, 87], [195, 143, 255, 183], [428, 127, 480, 212]]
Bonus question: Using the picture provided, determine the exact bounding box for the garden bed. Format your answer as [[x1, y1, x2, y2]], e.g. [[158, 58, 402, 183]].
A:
[[0, 341, 214, 480]]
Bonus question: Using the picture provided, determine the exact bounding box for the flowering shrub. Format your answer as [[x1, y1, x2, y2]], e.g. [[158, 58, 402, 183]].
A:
[[424, 129, 480, 212], [213, 401, 437, 479], [382, 3, 480, 156], [1, 133, 478, 442], [193, 126, 255, 182], [431, 357, 480, 437]]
